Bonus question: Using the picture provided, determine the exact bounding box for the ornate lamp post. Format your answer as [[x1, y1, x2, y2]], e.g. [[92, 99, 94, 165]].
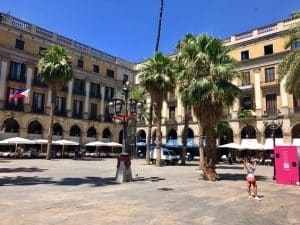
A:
[[262, 110, 284, 180], [108, 81, 143, 182]]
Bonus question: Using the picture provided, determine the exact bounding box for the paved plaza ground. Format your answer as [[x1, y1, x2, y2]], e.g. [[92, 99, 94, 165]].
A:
[[0, 158, 299, 225]]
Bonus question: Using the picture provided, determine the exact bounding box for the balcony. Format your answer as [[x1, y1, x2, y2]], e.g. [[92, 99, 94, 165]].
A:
[[5, 102, 24, 111], [89, 114, 101, 121], [31, 105, 44, 114], [60, 86, 68, 92], [72, 113, 82, 119], [239, 83, 253, 91], [32, 77, 47, 88], [261, 79, 279, 88], [8, 75, 26, 83], [54, 109, 66, 117], [90, 92, 101, 99], [73, 89, 86, 96]]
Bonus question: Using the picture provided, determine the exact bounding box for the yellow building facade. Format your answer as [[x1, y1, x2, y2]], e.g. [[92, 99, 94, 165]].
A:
[[0, 12, 136, 146], [136, 16, 300, 151]]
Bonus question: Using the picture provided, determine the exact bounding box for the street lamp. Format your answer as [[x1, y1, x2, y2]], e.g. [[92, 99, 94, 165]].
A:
[[262, 110, 284, 180], [108, 81, 143, 183]]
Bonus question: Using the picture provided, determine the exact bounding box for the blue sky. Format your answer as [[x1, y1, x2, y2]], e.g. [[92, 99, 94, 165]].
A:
[[1, 0, 299, 62]]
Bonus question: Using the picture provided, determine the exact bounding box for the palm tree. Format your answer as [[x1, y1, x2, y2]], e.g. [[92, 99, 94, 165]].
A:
[[37, 46, 73, 160], [279, 21, 300, 96], [177, 34, 241, 180], [145, 0, 165, 165], [139, 52, 175, 166]]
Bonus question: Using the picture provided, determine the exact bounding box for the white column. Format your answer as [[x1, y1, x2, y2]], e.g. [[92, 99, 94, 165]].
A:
[[66, 79, 73, 117], [177, 95, 183, 121], [280, 77, 289, 115], [232, 78, 239, 119], [254, 69, 262, 117], [84, 81, 91, 116], [0, 61, 8, 101], [100, 85, 105, 120], [24, 67, 33, 104]]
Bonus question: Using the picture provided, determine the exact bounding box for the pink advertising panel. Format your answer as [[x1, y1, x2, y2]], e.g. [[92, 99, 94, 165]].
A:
[[274, 146, 299, 186]]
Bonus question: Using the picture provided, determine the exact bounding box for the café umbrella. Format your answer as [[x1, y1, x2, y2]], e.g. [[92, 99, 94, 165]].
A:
[[0, 137, 33, 155], [53, 139, 79, 157]]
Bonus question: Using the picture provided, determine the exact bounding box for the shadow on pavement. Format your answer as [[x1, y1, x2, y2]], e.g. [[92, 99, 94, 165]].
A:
[[219, 173, 269, 181], [132, 176, 166, 182], [0, 176, 119, 187], [0, 167, 47, 173]]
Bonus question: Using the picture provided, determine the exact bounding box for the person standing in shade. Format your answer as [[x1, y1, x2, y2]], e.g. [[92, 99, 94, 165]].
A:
[[244, 156, 261, 201]]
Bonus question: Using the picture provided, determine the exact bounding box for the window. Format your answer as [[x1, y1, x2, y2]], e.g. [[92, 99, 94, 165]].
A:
[[73, 100, 83, 118], [9, 61, 26, 82], [265, 67, 275, 82], [241, 50, 249, 60], [106, 69, 114, 78], [55, 97, 65, 116], [169, 106, 176, 122], [90, 103, 98, 120], [90, 83, 101, 98], [74, 78, 85, 95], [33, 67, 47, 87], [291, 40, 300, 50], [77, 59, 84, 68], [241, 96, 252, 110], [15, 39, 24, 50], [32, 93, 45, 113], [241, 72, 250, 86], [93, 65, 99, 73], [266, 94, 277, 115], [6, 88, 24, 111], [39, 47, 47, 56], [293, 95, 300, 113], [105, 87, 114, 100], [264, 44, 273, 55]]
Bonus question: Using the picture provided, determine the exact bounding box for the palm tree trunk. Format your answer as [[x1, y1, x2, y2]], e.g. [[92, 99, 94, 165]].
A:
[[155, 0, 164, 52], [156, 103, 162, 167], [203, 125, 218, 181], [197, 120, 205, 170], [181, 106, 188, 165], [145, 102, 152, 165], [46, 88, 56, 160]]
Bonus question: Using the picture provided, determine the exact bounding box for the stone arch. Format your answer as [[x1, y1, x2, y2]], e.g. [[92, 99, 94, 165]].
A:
[[70, 125, 81, 137], [137, 129, 146, 142], [87, 127, 97, 138], [103, 128, 112, 139], [220, 128, 234, 145], [292, 124, 300, 138], [53, 123, 63, 136], [1, 118, 19, 133], [264, 125, 283, 138], [167, 128, 177, 141], [28, 120, 43, 134], [241, 125, 256, 139]]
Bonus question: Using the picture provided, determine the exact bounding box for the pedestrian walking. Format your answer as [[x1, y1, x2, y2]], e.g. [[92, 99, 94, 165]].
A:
[[243, 156, 261, 201]]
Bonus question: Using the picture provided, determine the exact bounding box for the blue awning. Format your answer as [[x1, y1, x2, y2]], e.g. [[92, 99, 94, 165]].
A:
[[163, 139, 182, 148], [187, 138, 199, 148]]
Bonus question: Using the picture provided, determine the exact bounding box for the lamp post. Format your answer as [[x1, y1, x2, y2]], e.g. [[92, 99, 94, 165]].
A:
[[262, 110, 284, 180], [108, 81, 143, 182]]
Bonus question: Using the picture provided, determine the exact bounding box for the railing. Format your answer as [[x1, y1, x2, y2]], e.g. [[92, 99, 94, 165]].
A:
[[8, 75, 26, 83], [235, 31, 253, 40], [260, 79, 279, 87], [91, 48, 116, 63], [89, 114, 101, 121], [257, 24, 277, 34], [31, 106, 45, 114], [36, 26, 53, 38], [90, 92, 101, 99], [11, 17, 32, 30], [5, 102, 24, 111], [73, 89, 86, 96], [33, 77, 47, 87], [74, 41, 89, 53], [54, 110, 66, 117], [72, 113, 82, 119]]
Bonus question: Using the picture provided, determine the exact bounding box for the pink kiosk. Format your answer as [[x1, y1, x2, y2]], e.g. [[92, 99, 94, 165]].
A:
[[274, 146, 300, 186]]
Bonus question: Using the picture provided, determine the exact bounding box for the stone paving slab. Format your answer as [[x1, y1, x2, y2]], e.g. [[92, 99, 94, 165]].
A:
[[0, 159, 299, 225]]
